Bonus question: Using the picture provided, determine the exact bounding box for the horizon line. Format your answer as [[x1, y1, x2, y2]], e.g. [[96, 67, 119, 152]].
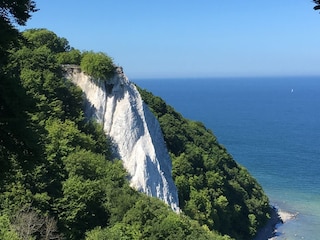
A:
[[130, 74, 320, 81]]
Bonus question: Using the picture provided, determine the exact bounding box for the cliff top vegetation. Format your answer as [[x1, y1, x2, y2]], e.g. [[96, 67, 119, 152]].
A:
[[0, 22, 230, 240], [1, 1, 271, 239]]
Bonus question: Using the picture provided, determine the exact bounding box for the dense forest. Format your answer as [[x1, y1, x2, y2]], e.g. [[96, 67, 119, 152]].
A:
[[0, 27, 237, 240], [138, 89, 270, 239], [0, 1, 273, 239]]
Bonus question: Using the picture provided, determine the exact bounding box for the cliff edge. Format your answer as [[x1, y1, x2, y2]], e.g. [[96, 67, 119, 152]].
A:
[[64, 65, 180, 212]]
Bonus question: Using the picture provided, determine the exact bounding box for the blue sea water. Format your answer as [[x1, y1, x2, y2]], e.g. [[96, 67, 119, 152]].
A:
[[134, 76, 320, 239]]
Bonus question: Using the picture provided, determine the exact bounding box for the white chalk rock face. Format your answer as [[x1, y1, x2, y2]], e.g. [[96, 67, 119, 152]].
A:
[[65, 66, 179, 212]]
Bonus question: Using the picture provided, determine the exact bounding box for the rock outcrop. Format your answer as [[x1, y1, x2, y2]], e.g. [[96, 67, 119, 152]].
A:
[[65, 65, 179, 212]]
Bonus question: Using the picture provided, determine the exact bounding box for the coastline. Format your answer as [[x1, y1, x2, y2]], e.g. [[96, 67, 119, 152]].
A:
[[254, 205, 298, 240], [253, 206, 282, 240]]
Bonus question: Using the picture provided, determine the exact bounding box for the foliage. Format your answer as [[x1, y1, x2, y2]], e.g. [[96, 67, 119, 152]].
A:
[[1, 24, 269, 240], [0, 214, 20, 240], [22, 28, 70, 52], [57, 176, 108, 239], [85, 196, 230, 240], [0, 0, 37, 60], [0, 0, 38, 187], [80, 51, 115, 81], [314, 0, 320, 10], [57, 48, 81, 65], [0, 28, 115, 239], [138, 87, 270, 239], [0, 0, 37, 26]]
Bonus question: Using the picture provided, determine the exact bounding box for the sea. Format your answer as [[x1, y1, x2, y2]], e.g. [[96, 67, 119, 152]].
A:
[[134, 76, 320, 240]]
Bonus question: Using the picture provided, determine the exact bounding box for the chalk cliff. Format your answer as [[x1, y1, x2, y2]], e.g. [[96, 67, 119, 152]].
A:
[[65, 66, 179, 212]]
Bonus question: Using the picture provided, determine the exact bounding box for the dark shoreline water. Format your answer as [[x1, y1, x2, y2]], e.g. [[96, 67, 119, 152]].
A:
[[254, 206, 281, 240], [135, 76, 320, 239]]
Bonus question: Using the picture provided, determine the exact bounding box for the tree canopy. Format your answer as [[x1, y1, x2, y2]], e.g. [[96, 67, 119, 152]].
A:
[[80, 51, 115, 81], [138, 87, 270, 239], [0, 0, 37, 58], [0, 0, 37, 26], [0, 27, 233, 240], [0, 1, 272, 238], [22, 28, 70, 52]]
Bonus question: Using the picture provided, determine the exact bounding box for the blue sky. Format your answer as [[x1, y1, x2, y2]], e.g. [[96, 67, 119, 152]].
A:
[[21, 1, 320, 78]]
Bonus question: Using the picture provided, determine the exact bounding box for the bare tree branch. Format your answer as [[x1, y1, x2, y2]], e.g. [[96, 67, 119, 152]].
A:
[[12, 206, 62, 240]]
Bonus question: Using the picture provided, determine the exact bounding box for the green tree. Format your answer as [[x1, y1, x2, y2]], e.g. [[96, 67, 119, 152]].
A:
[[138, 87, 270, 239], [1, 22, 269, 239], [0, 215, 20, 240], [0, 0, 37, 57], [63, 149, 110, 181], [9, 30, 84, 124], [57, 48, 82, 65], [80, 51, 115, 80], [0, 2, 38, 186], [23, 28, 70, 53], [57, 150, 123, 239], [57, 176, 108, 239], [85, 224, 140, 240], [43, 119, 98, 197]]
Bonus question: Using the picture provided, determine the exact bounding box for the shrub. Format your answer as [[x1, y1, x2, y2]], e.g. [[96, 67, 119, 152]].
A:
[[57, 49, 81, 65], [80, 51, 115, 81]]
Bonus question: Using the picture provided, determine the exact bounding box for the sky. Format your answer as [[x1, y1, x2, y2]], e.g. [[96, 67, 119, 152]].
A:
[[20, 0, 320, 79]]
